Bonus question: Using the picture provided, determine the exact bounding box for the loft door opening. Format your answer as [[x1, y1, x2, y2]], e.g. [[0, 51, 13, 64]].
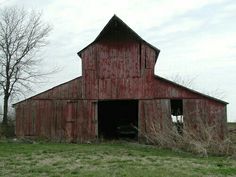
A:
[[98, 100, 138, 140]]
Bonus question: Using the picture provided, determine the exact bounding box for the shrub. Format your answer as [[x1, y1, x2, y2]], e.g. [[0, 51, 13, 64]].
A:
[[0, 119, 16, 138], [139, 117, 235, 157]]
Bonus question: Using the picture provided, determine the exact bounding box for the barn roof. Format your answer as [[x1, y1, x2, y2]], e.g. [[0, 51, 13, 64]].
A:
[[77, 15, 160, 57], [13, 15, 227, 106], [13, 75, 228, 106], [154, 75, 228, 105], [13, 76, 82, 106]]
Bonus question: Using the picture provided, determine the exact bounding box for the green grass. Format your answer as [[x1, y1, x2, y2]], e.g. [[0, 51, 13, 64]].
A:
[[0, 141, 236, 177], [228, 123, 236, 129]]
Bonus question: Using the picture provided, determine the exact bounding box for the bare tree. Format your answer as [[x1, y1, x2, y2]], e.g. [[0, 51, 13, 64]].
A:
[[0, 7, 52, 126], [170, 73, 197, 89], [169, 73, 225, 100]]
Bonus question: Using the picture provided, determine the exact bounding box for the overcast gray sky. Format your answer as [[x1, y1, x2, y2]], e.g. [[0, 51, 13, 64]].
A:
[[1, 0, 236, 122]]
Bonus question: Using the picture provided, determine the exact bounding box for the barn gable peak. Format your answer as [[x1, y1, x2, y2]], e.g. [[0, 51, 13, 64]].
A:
[[77, 15, 160, 57], [94, 14, 144, 42]]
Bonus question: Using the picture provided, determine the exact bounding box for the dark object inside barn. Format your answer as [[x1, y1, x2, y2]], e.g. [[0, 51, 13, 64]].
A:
[[98, 100, 138, 139], [13, 15, 228, 142], [171, 99, 183, 116]]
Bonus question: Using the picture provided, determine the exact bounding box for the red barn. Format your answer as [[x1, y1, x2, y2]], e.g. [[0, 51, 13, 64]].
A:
[[14, 15, 227, 142]]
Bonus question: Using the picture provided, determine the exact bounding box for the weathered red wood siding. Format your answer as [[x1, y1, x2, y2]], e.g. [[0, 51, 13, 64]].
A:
[[139, 99, 172, 140], [15, 15, 227, 142], [66, 100, 97, 141], [138, 98, 227, 141], [15, 77, 98, 141], [33, 77, 83, 100], [153, 77, 207, 99], [15, 41, 227, 141], [15, 99, 97, 141], [183, 99, 227, 139], [81, 42, 157, 100]]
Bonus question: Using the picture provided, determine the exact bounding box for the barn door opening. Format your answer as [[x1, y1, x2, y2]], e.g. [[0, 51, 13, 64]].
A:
[[98, 100, 138, 140]]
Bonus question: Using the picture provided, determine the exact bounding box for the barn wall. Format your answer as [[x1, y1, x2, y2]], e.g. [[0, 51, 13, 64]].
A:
[[81, 42, 225, 102], [138, 98, 227, 141], [15, 45, 228, 141], [152, 77, 227, 139], [183, 99, 227, 139], [15, 44, 227, 141], [15, 20, 227, 142], [152, 77, 207, 99], [14, 74, 98, 141], [15, 99, 97, 142], [32, 77, 83, 100], [66, 100, 97, 142], [81, 42, 157, 100], [16, 100, 67, 139], [139, 99, 172, 141]]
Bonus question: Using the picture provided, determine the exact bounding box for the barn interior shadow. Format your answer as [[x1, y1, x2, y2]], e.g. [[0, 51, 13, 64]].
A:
[[98, 100, 138, 140]]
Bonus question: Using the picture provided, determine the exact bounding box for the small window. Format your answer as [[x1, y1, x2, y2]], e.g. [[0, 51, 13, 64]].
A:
[[171, 99, 183, 134]]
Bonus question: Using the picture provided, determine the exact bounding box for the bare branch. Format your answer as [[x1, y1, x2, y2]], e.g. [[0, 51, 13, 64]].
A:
[[169, 73, 198, 89], [0, 6, 53, 125]]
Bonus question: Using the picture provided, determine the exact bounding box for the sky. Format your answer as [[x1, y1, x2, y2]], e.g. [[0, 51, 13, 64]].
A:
[[0, 0, 236, 122]]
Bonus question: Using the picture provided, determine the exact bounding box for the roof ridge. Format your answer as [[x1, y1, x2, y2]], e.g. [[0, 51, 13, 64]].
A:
[[77, 15, 160, 57]]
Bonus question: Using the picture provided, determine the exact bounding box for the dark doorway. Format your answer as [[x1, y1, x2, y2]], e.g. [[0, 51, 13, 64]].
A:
[[171, 99, 183, 134], [98, 100, 138, 140]]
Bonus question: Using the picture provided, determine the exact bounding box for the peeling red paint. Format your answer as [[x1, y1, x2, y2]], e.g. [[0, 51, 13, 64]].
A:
[[14, 15, 227, 142]]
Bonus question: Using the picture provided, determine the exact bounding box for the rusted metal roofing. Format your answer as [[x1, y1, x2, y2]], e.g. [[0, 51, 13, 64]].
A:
[[77, 15, 160, 58]]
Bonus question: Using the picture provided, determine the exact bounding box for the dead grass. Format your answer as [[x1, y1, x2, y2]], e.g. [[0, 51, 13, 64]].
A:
[[140, 118, 236, 156], [228, 123, 236, 144]]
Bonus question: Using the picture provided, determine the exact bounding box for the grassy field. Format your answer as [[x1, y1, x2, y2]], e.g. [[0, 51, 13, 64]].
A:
[[0, 141, 236, 177]]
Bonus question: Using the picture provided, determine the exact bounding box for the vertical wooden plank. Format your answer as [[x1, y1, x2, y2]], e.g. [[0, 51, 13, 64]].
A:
[[94, 101, 98, 138], [99, 78, 111, 99], [138, 101, 144, 140], [141, 99, 171, 138], [183, 99, 208, 135], [78, 100, 83, 141], [131, 43, 140, 77], [145, 45, 155, 69], [31, 101, 36, 136]]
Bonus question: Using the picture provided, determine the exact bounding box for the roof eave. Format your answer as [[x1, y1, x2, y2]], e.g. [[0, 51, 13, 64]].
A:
[[154, 75, 228, 105], [12, 76, 82, 106]]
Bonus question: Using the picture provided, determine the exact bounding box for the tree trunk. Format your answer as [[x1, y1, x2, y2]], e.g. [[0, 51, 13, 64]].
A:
[[2, 94, 9, 125]]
